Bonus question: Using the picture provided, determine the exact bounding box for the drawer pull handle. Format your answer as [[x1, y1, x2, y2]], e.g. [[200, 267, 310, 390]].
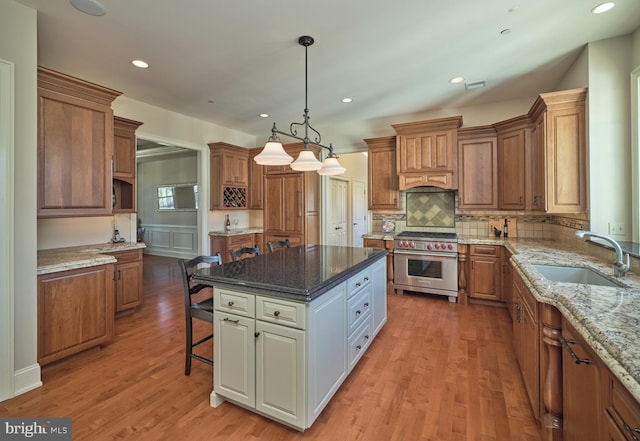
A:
[[560, 337, 591, 365], [356, 345, 362, 350], [273, 310, 280, 317], [254, 332, 260, 338], [364, 276, 369, 281], [364, 302, 369, 308], [227, 301, 235, 307], [515, 303, 521, 323], [624, 423, 640, 441], [355, 282, 361, 287], [365, 335, 370, 340], [223, 317, 239, 324], [356, 310, 361, 316]]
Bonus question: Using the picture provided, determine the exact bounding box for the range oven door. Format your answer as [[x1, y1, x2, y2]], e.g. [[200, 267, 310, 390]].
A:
[[394, 250, 458, 297]]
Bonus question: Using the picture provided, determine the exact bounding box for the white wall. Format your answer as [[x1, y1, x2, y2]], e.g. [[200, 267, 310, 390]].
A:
[[587, 36, 634, 239], [0, 0, 40, 398]]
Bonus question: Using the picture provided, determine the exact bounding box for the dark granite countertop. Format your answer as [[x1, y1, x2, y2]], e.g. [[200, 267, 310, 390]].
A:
[[192, 245, 387, 301]]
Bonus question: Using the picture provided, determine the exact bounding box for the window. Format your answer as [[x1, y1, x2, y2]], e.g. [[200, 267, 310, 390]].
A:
[[157, 183, 198, 211]]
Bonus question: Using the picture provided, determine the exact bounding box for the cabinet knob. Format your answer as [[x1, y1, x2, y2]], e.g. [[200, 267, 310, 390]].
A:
[[356, 345, 362, 350], [273, 310, 280, 317], [356, 310, 361, 316], [227, 301, 234, 307], [254, 332, 260, 338], [364, 302, 369, 308]]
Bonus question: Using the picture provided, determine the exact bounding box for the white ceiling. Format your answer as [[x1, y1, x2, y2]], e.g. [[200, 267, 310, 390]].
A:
[[15, 0, 640, 151]]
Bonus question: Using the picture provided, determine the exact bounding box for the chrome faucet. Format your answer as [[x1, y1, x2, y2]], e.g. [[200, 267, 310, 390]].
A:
[[574, 230, 631, 277]]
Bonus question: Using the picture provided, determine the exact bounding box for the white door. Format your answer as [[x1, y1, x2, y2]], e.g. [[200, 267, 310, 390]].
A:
[[351, 180, 367, 247], [327, 178, 348, 246]]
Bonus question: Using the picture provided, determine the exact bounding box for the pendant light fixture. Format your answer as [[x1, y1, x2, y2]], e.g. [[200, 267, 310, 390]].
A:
[[253, 36, 345, 175]]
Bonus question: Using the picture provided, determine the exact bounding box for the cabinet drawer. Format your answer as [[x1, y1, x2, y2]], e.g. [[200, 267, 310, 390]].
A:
[[107, 249, 142, 263], [347, 286, 372, 335], [228, 234, 256, 248], [604, 371, 640, 440], [519, 282, 538, 323], [214, 288, 255, 317], [348, 268, 371, 298], [470, 244, 501, 257], [256, 296, 306, 330], [348, 318, 372, 372]]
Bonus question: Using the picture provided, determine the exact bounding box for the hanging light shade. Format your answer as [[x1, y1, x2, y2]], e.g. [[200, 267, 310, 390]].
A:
[[254, 134, 293, 165], [253, 35, 345, 176], [318, 156, 346, 176], [290, 149, 323, 171]]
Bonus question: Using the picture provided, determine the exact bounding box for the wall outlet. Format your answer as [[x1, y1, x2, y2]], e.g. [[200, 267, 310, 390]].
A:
[[608, 222, 626, 235]]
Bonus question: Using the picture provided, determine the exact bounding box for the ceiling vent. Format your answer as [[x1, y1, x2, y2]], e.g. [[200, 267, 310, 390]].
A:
[[465, 81, 486, 90]]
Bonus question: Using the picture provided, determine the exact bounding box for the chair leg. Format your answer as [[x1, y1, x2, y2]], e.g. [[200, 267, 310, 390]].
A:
[[185, 317, 193, 376]]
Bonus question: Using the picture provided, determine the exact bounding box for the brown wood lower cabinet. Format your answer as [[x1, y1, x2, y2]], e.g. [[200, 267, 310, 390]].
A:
[[562, 318, 602, 441], [363, 238, 394, 294], [603, 367, 640, 440], [210, 233, 259, 263], [512, 270, 540, 420], [469, 244, 502, 301], [38, 264, 115, 366], [107, 249, 143, 313]]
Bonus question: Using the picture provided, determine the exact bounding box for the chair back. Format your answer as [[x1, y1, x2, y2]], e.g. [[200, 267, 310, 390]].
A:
[[179, 254, 222, 300], [229, 246, 260, 262], [267, 239, 291, 253]]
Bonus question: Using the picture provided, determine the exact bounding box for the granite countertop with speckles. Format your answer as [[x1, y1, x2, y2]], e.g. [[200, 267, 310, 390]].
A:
[[209, 227, 264, 237], [459, 236, 640, 404], [37, 242, 146, 275]]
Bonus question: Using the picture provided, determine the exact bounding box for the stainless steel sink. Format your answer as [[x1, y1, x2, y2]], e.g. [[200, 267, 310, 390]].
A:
[[533, 264, 624, 288]]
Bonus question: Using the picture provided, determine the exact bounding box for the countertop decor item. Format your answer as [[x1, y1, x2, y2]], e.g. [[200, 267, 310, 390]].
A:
[[381, 218, 396, 233]]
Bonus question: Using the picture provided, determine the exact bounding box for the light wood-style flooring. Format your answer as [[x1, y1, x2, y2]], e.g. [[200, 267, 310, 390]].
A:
[[1, 255, 542, 440]]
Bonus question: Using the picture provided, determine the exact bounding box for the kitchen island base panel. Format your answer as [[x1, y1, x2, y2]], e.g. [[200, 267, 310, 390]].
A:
[[203, 250, 387, 431]]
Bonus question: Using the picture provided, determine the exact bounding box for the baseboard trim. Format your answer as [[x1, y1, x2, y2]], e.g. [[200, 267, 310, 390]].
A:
[[13, 364, 42, 396]]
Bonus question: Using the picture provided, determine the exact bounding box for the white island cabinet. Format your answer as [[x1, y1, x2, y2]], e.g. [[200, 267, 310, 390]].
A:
[[202, 246, 386, 431]]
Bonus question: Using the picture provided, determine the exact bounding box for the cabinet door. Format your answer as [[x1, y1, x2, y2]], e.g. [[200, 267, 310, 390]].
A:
[[370, 257, 387, 337], [521, 301, 539, 419], [458, 136, 497, 209], [531, 115, 547, 211], [38, 264, 115, 365], [38, 89, 114, 217], [248, 148, 264, 209], [562, 319, 602, 441], [214, 312, 255, 407], [114, 260, 143, 312], [498, 129, 526, 210], [265, 175, 285, 232], [367, 143, 399, 209], [398, 131, 452, 173], [222, 153, 249, 186], [469, 256, 501, 300], [255, 320, 306, 428], [265, 174, 304, 235]]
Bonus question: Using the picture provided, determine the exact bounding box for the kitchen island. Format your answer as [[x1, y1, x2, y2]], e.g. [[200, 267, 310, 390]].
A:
[[192, 245, 387, 431]]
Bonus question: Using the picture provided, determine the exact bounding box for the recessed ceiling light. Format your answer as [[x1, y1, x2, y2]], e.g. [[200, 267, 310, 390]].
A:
[[341, 98, 353, 103], [592, 2, 615, 13], [131, 60, 149, 69], [259, 113, 269, 118], [450, 77, 465, 84], [70, 0, 106, 16]]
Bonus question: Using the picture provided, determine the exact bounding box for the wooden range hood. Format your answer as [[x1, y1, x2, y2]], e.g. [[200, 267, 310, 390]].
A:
[[392, 115, 463, 191]]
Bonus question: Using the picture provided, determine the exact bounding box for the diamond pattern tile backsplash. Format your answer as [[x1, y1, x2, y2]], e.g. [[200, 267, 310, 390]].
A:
[[406, 191, 455, 227]]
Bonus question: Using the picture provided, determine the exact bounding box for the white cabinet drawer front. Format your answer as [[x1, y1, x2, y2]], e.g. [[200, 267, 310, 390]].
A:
[[348, 268, 372, 298], [347, 286, 372, 335], [214, 288, 255, 317], [348, 319, 372, 372], [256, 296, 306, 329]]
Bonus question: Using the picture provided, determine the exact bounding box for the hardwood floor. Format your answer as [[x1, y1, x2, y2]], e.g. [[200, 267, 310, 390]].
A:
[[1, 255, 542, 440]]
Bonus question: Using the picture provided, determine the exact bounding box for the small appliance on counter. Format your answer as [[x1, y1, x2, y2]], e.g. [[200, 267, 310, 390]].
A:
[[112, 229, 125, 243]]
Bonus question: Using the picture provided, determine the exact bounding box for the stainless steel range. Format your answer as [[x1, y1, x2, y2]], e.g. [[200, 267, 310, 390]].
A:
[[393, 231, 459, 303]]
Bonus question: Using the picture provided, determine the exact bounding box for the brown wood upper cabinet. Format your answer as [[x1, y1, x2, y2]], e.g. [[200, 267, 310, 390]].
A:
[[392, 116, 463, 191], [457, 126, 498, 209], [37, 67, 122, 218], [365, 136, 399, 210], [248, 147, 264, 209], [494, 115, 530, 211], [209, 142, 249, 210], [113, 116, 143, 213], [529, 88, 587, 213]]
